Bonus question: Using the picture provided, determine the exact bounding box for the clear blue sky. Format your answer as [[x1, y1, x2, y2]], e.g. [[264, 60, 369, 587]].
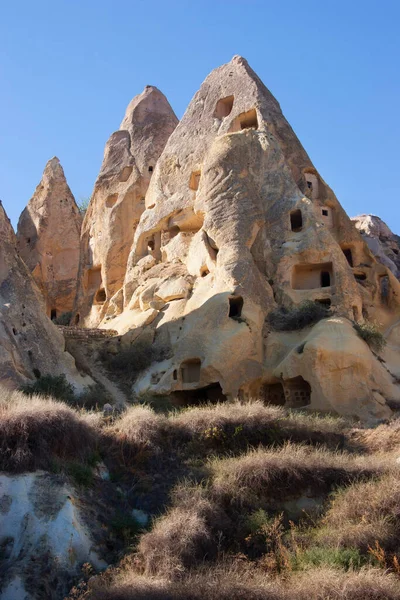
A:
[[1, 0, 399, 232]]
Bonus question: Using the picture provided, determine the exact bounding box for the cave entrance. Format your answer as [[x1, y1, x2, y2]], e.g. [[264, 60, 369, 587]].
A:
[[261, 382, 286, 406], [290, 209, 303, 232], [284, 377, 311, 408], [172, 383, 227, 406]]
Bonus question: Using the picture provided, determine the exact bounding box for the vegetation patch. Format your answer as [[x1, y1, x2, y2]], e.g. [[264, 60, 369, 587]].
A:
[[268, 300, 331, 331], [354, 321, 386, 352]]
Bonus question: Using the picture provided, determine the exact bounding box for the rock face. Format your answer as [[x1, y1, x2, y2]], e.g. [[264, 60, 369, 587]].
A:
[[74, 86, 178, 327], [17, 157, 82, 320], [0, 202, 88, 390], [351, 214, 400, 279], [0, 471, 106, 600], [72, 57, 400, 423]]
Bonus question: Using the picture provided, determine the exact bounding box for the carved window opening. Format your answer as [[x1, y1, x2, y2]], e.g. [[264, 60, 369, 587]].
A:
[[148, 166, 153, 173], [320, 271, 331, 287], [290, 209, 303, 232], [229, 296, 243, 318], [343, 248, 353, 267], [50, 309, 57, 321], [292, 262, 333, 290], [214, 95, 234, 119], [180, 359, 201, 384]]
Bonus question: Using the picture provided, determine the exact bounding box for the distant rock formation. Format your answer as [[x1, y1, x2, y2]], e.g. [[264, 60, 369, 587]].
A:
[[74, 86, 178, 327], [351, 214, 400, 279], [0, 201, 88, 390], [17, 157, 82, 320], [70, 55, 400, 423]]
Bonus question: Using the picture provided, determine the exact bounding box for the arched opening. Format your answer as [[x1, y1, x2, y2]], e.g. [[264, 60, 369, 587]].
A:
[[229, 296, 243, 318], [290, 209, 303, 232], [320, 271, 331, 288], [180, 358, 201, 384], [171, 383, 227, 406], [214, 96, 234, 119], [148, 166, 153, 173], [50, 309, 57, 321], [261, 382, 286, 406]]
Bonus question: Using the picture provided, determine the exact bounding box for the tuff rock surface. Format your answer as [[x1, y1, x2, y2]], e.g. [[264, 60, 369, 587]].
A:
[[71, 55, 400, 424], [74, 86, 178, 327], [17, 157, 82, 319], [351, 214, 400, 279], [0, 202, 88, 390]]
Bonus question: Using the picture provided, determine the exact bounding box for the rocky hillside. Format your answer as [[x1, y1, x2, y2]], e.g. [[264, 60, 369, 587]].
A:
[[1, 55, 400, 599]]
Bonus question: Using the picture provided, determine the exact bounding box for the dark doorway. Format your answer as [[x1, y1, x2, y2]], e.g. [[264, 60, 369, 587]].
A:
[[320, 271, 331, 287], [290, 209, 303, 232]]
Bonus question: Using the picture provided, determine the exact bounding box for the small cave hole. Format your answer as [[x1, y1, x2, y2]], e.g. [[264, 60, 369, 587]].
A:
[[315, 298, 331, 307], [50, 309, 57, 321], [173, 369, 178, 381], [74, 314, 80, 325], [229, 296, 243, 318], [148, 239, 155, 251], [354, 272, 367, 281], [343, 248, 353, 267], [214, 95, 234, 119], [201, 267, 210, 277], [322, 209, 329, 217], [33, 368, 41, 379], [27, 237, 31, 244], [148, 166, 153, 173], [95, 288, 106, 304], [320, 271, 331, 288], [290, 209, 303, 232], [12, 327, 17, 335]]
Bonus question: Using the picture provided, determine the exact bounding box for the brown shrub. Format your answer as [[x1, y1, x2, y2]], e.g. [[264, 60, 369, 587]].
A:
[[137, 486, 224, 578], [210, 443, 386, 508], [0, 388, 99, 472], [74, 564, 400, 600], [320, 472, 400, 552]]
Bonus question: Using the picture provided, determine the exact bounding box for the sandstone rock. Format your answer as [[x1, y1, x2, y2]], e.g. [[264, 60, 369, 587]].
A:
[[351, 214, 400, 278], [0, 471, 106, 599], [73, 56, 400, 422], [74, 86, 178, 327], [0, 202, 88, 390], [17, 157, 82, 320]]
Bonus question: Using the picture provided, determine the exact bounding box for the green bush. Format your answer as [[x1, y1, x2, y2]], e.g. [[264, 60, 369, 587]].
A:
[[53, 311, 72, 326], [268, 301, 330, 331], [292, 546, 364, 571], [354, 322, 386, 352], [20, 374, 76, 403], [111, 511, 142, 543], [66, 462, 94, 487], [77, 383, 112, 409]]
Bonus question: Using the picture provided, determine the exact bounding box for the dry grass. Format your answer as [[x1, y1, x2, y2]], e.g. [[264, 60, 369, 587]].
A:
[[73, 564, 400, 599], [209, 443, 386, 507], [0, 387, 99, 471], [319, 473, 400, 552]]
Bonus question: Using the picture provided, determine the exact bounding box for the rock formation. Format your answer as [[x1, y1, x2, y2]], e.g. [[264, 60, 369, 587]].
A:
[[74, 86, 178, 327], [0, 202, 88, 390], [17, 157, 82, 320], [71, 55, 400, 424], [352, 214, 400, 279]]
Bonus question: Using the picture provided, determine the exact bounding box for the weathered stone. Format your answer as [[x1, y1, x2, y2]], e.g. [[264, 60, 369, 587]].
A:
[[0, 202, 89, 390], [352, 214, 400, 278], [17, 157, 82, 319], [74, 86, 178, 327]]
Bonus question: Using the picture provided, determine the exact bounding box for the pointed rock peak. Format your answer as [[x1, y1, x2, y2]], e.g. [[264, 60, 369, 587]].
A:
[[42, 156, 68, 182], [120, 86, 177, 130]]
